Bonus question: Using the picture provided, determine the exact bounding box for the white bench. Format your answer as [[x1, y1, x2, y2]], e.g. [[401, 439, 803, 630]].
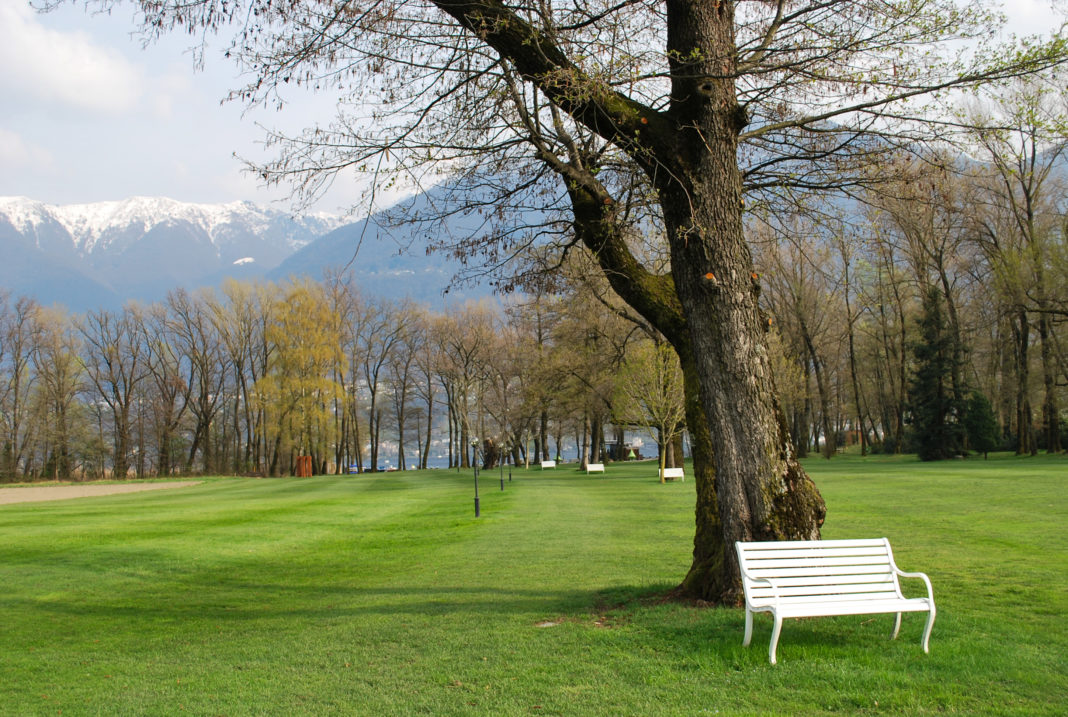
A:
[[540, 460, 556, 469], [586, 463, 605, 474], [660, 467, 684, 481], [736, 538, 935, 665]]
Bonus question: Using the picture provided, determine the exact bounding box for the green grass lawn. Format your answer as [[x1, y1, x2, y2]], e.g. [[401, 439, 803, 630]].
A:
[[0, 454, 1064, 715]]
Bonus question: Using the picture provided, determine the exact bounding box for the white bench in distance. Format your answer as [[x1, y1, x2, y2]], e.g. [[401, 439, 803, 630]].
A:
[[736, 538, 936, 665], [586, 463, 605, 474], [660, 467, 684, 481], [540, 460, 556, 469]]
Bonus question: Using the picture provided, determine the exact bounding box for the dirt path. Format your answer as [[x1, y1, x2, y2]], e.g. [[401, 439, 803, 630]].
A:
[[0, 481, 202, 506]]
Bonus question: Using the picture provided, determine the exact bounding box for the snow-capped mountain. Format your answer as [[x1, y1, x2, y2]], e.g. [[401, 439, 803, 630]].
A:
[[0, 195, 481, 311], [0, 195, 339, 256]]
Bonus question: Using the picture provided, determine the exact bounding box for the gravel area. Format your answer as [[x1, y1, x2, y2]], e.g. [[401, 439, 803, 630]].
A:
[[0, 481, 201, 506]]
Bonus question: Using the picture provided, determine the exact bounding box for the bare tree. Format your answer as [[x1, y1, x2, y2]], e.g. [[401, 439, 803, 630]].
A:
[[357, 298, 408, 471], [78, 306, 147, 479], [386, 302, 424, 471], [435, 302, 497, 468], [166, 289, 231, 473], [0, 295, 40, 479], [140, 303, 192, 476], [410, 310, 439, 470], [969, 80, 1067, 453], [758, 223, 843, 459]]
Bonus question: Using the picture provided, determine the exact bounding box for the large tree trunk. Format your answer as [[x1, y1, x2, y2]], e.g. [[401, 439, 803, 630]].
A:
[[664, 184, 825, 590], [569, 175, 823, 602], [674, 355, 730, 601], [658, 0, 824, 589]]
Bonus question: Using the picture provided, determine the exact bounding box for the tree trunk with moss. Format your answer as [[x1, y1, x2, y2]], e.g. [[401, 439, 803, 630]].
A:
[[657, 1, 824, 588]]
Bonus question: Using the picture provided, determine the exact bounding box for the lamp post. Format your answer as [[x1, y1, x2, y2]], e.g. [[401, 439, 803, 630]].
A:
[[472, 438, 480, 517]]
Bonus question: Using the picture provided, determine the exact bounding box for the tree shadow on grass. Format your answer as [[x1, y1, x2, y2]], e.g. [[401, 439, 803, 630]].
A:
[[7, 578, 623, 624]]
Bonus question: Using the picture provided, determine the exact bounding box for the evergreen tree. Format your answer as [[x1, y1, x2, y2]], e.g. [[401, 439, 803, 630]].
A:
[[908, 288, 966, 461], [964, 392, 1001, 459]]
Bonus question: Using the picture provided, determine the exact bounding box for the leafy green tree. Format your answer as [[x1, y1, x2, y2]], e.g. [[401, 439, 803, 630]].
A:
[[964, 392, 1001, 459], [908, 287, 966, 461]]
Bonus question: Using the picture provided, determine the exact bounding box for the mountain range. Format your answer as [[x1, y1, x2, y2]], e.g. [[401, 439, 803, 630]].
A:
[[0, 195, 480, 312]]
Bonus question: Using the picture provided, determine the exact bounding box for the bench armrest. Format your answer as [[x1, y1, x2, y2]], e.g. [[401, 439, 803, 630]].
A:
[[894, 568, 935, 603], [740, 570, 781, 608]]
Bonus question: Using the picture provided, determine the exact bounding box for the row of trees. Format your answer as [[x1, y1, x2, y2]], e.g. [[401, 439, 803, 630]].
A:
[[4, 142, 1063, 483], [756, 82, 1068, 461], [0, 273, 689, 482]]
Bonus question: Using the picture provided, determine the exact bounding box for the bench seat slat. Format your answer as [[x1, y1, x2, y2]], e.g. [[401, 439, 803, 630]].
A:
[[746, 564, 894, 578], [748, 585, 900, 600], [744, 556, 891, 570], [740, 539, 887, 550], [748, 582, 897, 596], [765, 572, 897, 584], [743, 546, 891, 559], [750, 573, 899, 588]]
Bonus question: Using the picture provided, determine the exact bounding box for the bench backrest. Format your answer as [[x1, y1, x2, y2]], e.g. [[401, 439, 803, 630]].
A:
[[661, 467, 684, 478], [540, 460, 556, 468], [736, 539, 903, 604]]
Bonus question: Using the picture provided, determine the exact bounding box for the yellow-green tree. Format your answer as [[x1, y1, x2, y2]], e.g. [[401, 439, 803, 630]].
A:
[[255, 281, 345, 476], [29, 307, 84, 480], [614, 340, 686, 484]]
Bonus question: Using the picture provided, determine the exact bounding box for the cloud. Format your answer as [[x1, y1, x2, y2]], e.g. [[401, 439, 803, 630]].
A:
[[0, 0, 143, 113], [1004, 0, 1068, 37], [0, 127, 54, 170]]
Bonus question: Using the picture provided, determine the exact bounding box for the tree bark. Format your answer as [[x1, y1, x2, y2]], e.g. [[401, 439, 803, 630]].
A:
[[657, 0, 824, 584]]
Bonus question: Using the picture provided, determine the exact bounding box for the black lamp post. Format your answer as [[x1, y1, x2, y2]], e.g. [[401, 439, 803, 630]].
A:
[[472, 438, 480, 517]]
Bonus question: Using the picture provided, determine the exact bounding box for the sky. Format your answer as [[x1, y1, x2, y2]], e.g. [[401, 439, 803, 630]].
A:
[[0, 0, 1064, 217]]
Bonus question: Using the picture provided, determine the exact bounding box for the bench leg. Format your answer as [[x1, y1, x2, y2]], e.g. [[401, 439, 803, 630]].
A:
[[769, 614, 783, 665], [921, 606, 936, 653], [742, 609, 753, 647], [891, 612, 902, 640]]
